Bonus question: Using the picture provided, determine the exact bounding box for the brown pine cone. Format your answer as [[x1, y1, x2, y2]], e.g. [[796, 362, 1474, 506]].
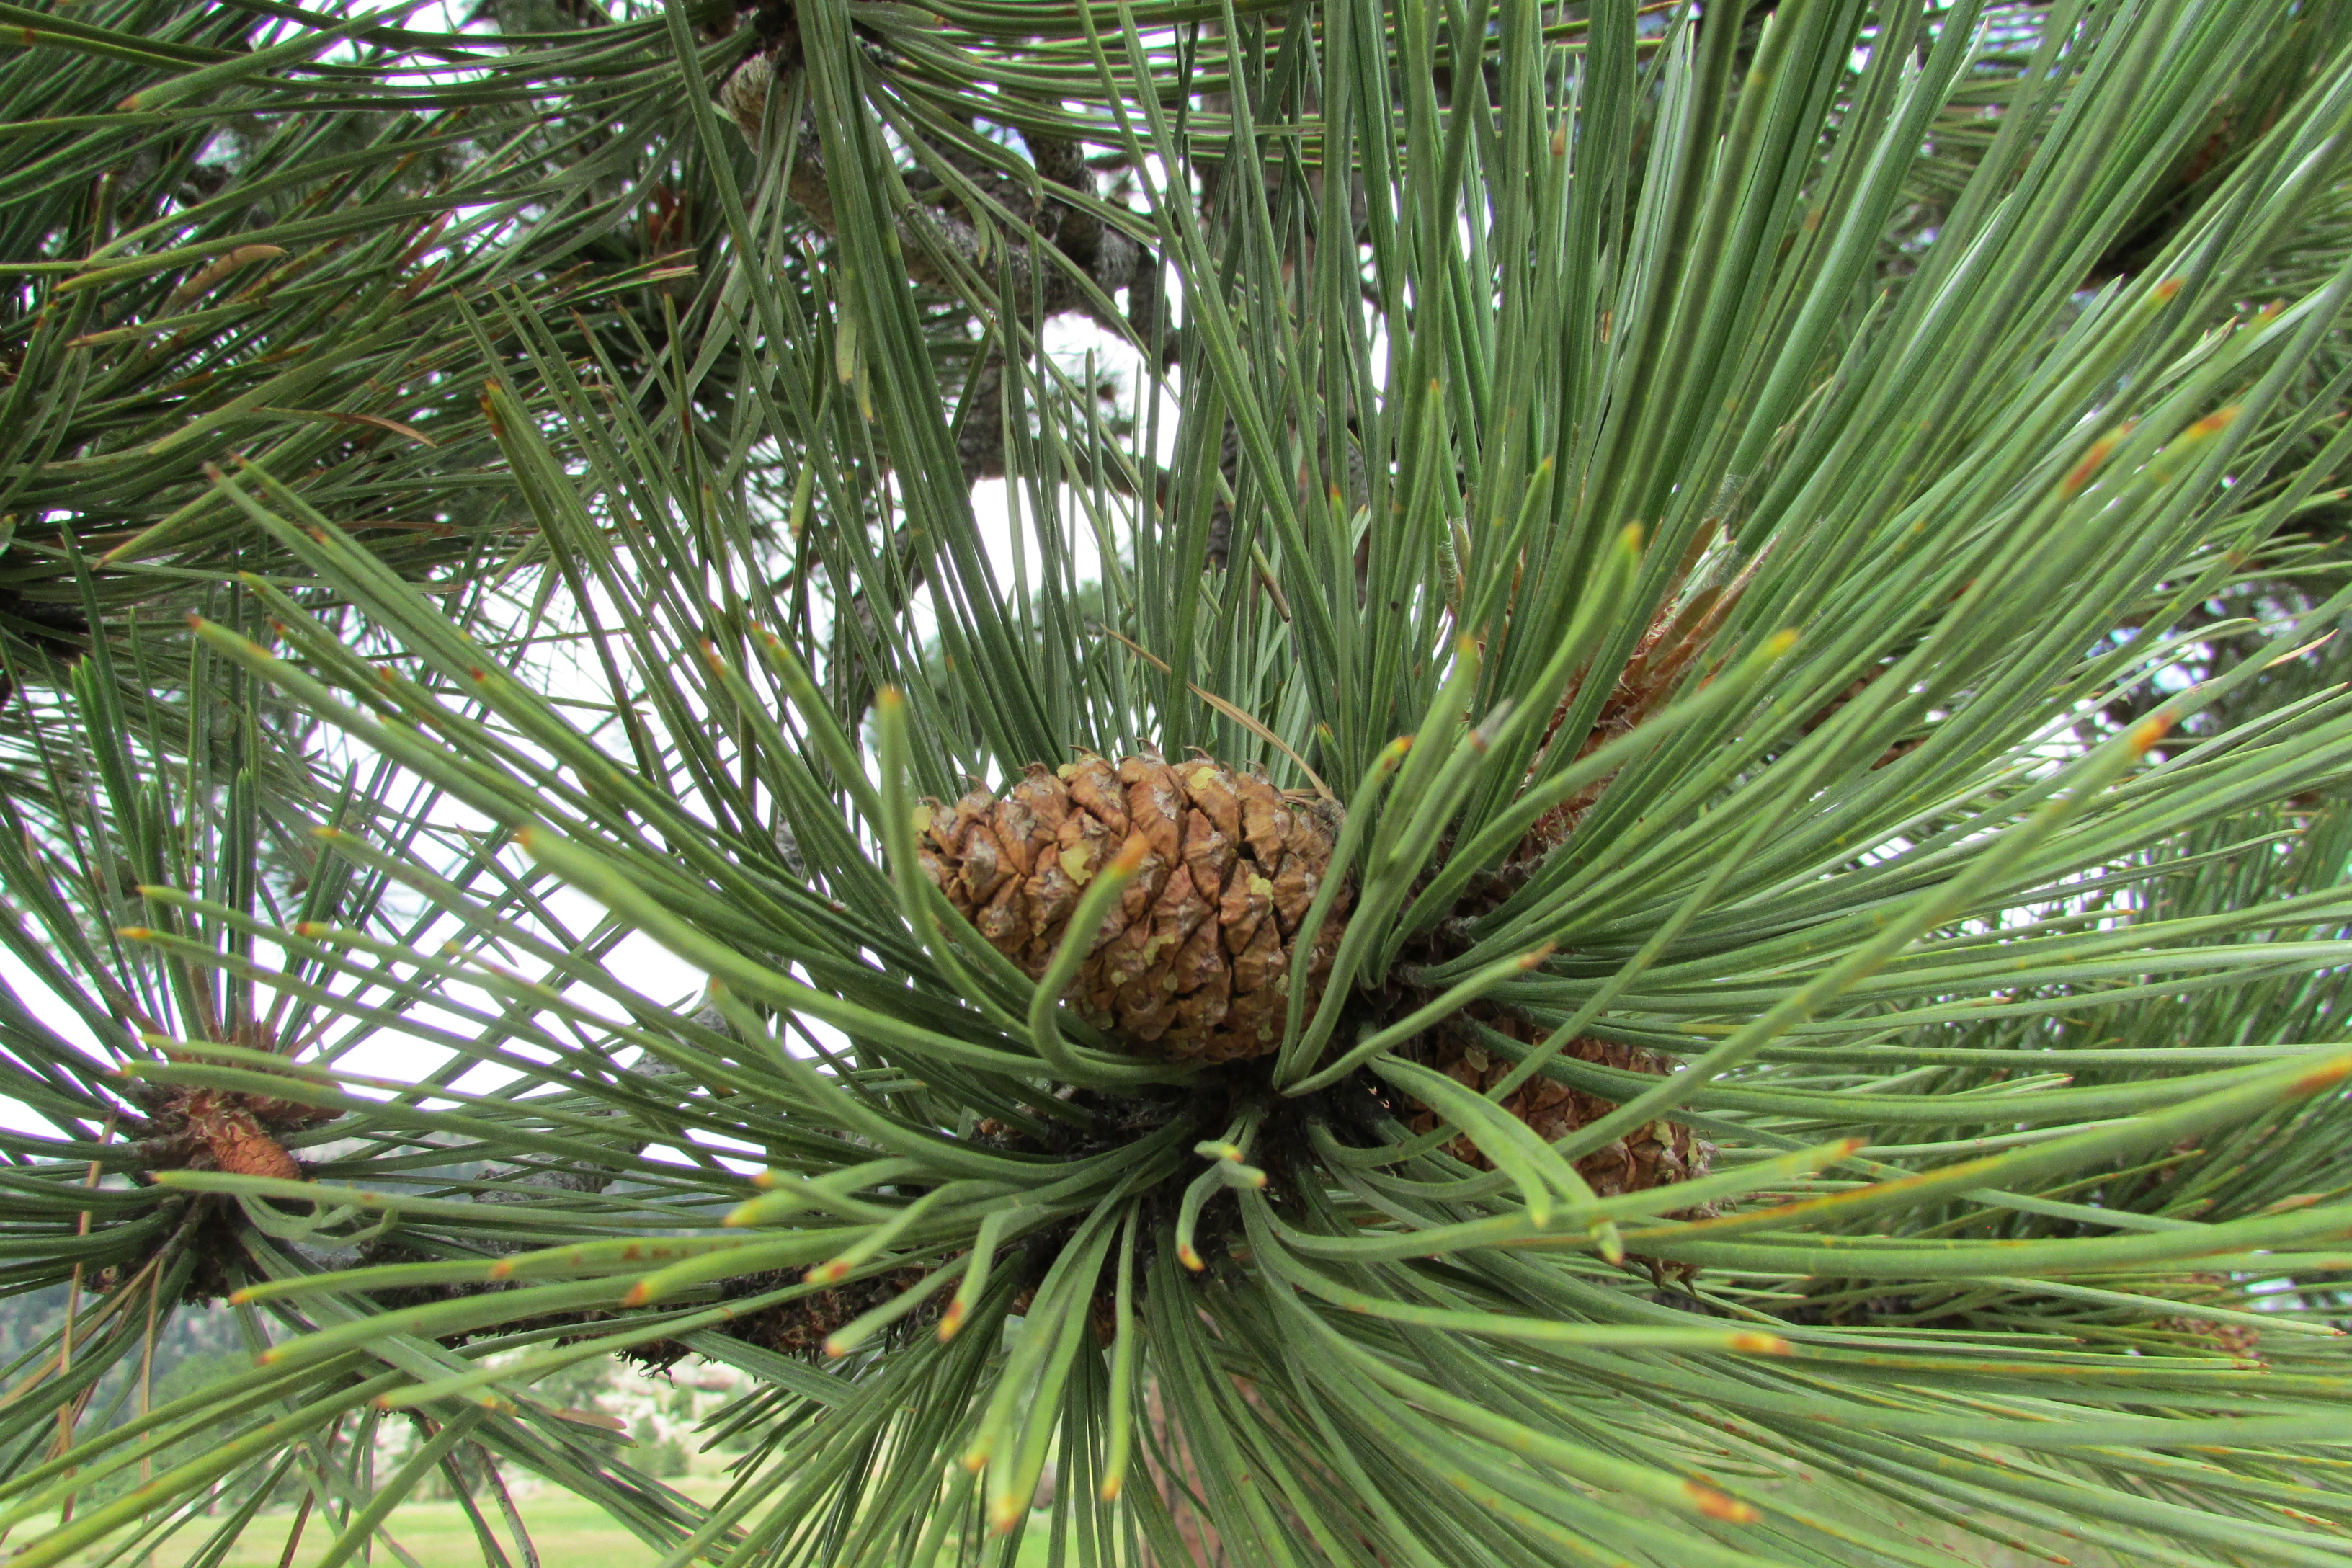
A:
[[917, 754, 1348, 1062], [1408, 1025, 1711, 1198]]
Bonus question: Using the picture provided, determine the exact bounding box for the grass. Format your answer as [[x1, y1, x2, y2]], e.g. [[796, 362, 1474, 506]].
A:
[[31, 1469, 2142, 1568], [53, 1471, 1089, 1567], [52, 1475, 718, 1568]]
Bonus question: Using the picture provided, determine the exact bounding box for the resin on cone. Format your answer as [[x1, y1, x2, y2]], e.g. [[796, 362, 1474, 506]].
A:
[[918, 754, 1348, 1062]]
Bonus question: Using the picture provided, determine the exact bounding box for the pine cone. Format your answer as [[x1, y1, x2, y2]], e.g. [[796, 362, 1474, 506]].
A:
[[2151, 1273, 2266, 1363], [195, 1100, 306, 1182], [918, 754, 1348, 1062], [1409, 1025, 1711, 1198], [1517, 533, 1761, 860], [130, 1084, 337, 1182]]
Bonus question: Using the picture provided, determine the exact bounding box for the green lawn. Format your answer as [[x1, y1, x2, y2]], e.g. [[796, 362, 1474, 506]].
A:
[[43, 1470, 2116, 1567], [55, 1474, 1079, 1567], [49, 1476, 714, 1568]]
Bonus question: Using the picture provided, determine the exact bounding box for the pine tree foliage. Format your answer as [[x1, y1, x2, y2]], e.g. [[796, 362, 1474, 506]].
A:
[[0, 0, 802, 791], [8, 1, 2352, 1564]]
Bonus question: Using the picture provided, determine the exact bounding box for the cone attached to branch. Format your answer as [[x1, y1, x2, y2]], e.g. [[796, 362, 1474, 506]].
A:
[[919, 754, 1348, 1062], [128, 1084, 337, 1183]]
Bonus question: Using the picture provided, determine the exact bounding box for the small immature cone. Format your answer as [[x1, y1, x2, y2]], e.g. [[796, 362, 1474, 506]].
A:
[[175, 1087, 329, 1183], [918, 754, 1349, 1062], [198, 1103, 305, 1182]]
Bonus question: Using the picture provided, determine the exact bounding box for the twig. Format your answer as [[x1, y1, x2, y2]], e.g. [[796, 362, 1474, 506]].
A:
[[0, 1250, 161, 1412], [438, 1446, 515, 1568], [55, 1108, 118, 1520], [478, 1446, 541, 1568], [272, 1491, 314, 1568]]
